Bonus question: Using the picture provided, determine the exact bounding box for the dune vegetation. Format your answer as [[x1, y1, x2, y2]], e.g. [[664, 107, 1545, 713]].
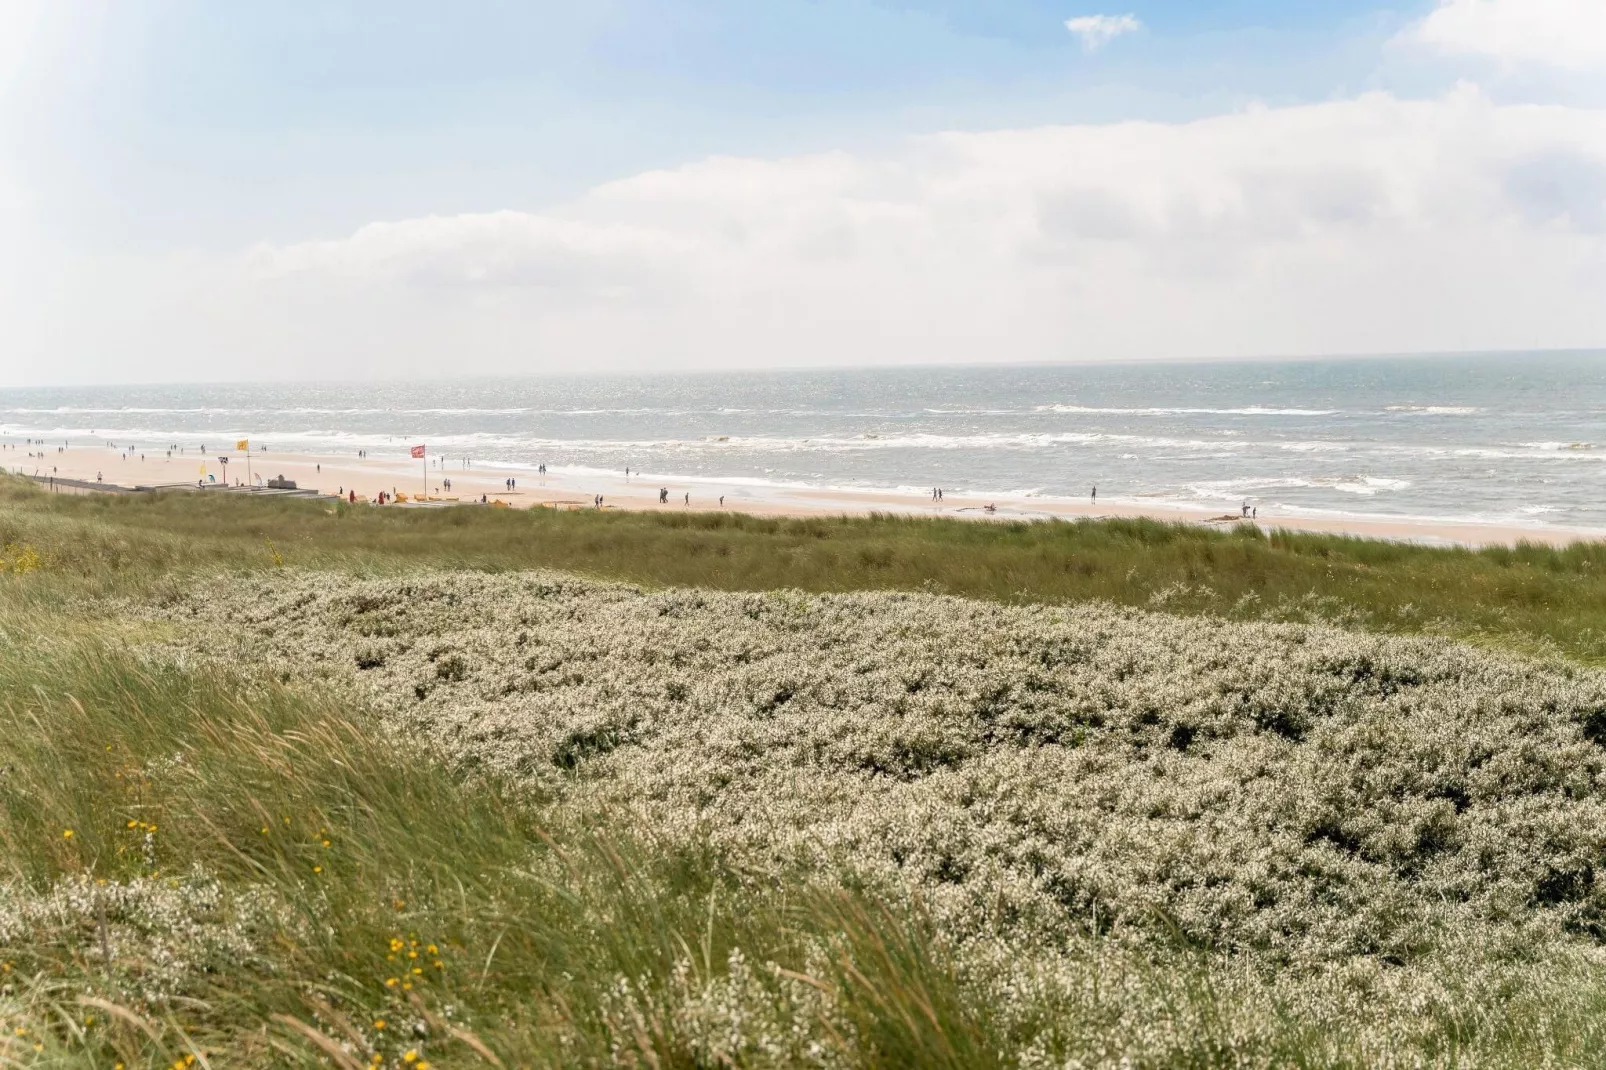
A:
[[4, 475, 1606, 1066]]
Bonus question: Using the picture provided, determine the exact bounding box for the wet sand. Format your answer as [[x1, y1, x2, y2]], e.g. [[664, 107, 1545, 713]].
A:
[[6, 441, 1602, 548]]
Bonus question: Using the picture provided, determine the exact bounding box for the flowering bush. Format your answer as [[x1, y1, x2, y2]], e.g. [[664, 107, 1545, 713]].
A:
[[160, 569, 1606, 982]]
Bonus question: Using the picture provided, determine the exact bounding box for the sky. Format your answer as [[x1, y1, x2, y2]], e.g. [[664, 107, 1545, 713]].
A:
[[1, 0, 1604, 387]]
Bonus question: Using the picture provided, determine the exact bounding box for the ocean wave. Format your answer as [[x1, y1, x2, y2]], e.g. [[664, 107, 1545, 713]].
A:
[[1185, 475, 1410, 498], [1036, 404, 1339, 417], [1384, 405, 1482, 415]]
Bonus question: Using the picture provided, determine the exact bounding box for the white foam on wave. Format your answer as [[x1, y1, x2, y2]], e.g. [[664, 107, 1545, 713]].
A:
[[1277, 441, 1347, 453], [1385, 405, 1482, 415], [1330, 476, 1412, 495], [1037, 404, 1339, 417], [1181, 474, 1411, 499]]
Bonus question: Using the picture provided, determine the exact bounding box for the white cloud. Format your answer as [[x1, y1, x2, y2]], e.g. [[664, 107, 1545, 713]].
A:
[[1064, 13, 1143, 52], [7, 88, 1606, 385], [1403, 0, 1606, 70]]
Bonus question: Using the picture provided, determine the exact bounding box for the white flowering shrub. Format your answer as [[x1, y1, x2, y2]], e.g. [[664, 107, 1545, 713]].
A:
[[157, 569, 1606, 990], [0, 866, 302, 1007]]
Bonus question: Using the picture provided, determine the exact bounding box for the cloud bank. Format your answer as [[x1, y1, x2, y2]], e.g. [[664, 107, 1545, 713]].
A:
[[9, 87, 1606, 384], [1064, 14, 1144, 52], [1405, 0, 1606, 70]]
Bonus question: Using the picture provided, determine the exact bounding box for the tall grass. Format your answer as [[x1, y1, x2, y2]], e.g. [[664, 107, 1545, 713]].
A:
[[11, 589, 1606, 1067], [5, 475, 1606, 661], [0, 601, 1009, 1067], [9, 480, 1606, 1065]]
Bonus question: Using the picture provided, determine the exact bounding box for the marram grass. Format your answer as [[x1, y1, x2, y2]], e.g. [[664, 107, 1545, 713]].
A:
[[6, 479, 1606, 1065], [0, 606, 1004, 1068], [7, 473, 1606, 662]]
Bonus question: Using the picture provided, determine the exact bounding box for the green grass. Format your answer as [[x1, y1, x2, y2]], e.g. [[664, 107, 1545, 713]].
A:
[[11, 576, 1606, 1068], [5, 475, 1606, 661], [0, 599, 1012, 1068], [8, 477, 1606, 1065]]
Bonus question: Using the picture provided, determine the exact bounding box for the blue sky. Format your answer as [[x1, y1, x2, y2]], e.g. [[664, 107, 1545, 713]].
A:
[[2, 0, 1604, 385], [12, 1, 1433, 249]]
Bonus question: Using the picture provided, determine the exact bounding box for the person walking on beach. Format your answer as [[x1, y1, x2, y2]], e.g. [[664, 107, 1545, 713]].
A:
[[720, 495, 725, 508], [1091, 486, 1097, 503], [684, 492, 690, 506]]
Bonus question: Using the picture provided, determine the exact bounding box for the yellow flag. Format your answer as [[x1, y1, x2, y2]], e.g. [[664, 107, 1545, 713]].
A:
[[199, 463, 207, 475], [236, 439, 249, 451]]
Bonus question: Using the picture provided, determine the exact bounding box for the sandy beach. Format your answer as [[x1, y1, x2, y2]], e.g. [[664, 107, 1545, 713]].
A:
[[5, 439, 1603, 548]]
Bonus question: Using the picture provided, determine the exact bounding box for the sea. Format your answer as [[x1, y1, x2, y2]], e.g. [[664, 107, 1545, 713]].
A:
[[4, 351, 1605, 531]]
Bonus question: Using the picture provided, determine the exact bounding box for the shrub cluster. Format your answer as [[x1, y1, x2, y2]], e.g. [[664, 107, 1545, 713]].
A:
[[162, 571, 1606, 978]]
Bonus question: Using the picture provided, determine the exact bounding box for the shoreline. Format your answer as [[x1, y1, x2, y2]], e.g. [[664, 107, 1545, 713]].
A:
[[7, 442, 1603, 548]]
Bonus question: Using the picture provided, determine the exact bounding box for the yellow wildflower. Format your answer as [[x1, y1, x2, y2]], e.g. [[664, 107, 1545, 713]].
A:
[[403, 1051, 418, 1064], [385, 977, 399, 988], [62, 829, 74, 839], [373, 1019, 386, 1030], [313, 865, 323, 874], [426, 944, 438, 954]]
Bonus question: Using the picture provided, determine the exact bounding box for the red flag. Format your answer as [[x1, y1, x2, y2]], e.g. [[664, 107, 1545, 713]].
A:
[[410, 445, 425, 459]]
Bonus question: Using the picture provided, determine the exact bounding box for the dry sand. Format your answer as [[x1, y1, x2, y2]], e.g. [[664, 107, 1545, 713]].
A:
[[5, 440, 1602, 548]]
